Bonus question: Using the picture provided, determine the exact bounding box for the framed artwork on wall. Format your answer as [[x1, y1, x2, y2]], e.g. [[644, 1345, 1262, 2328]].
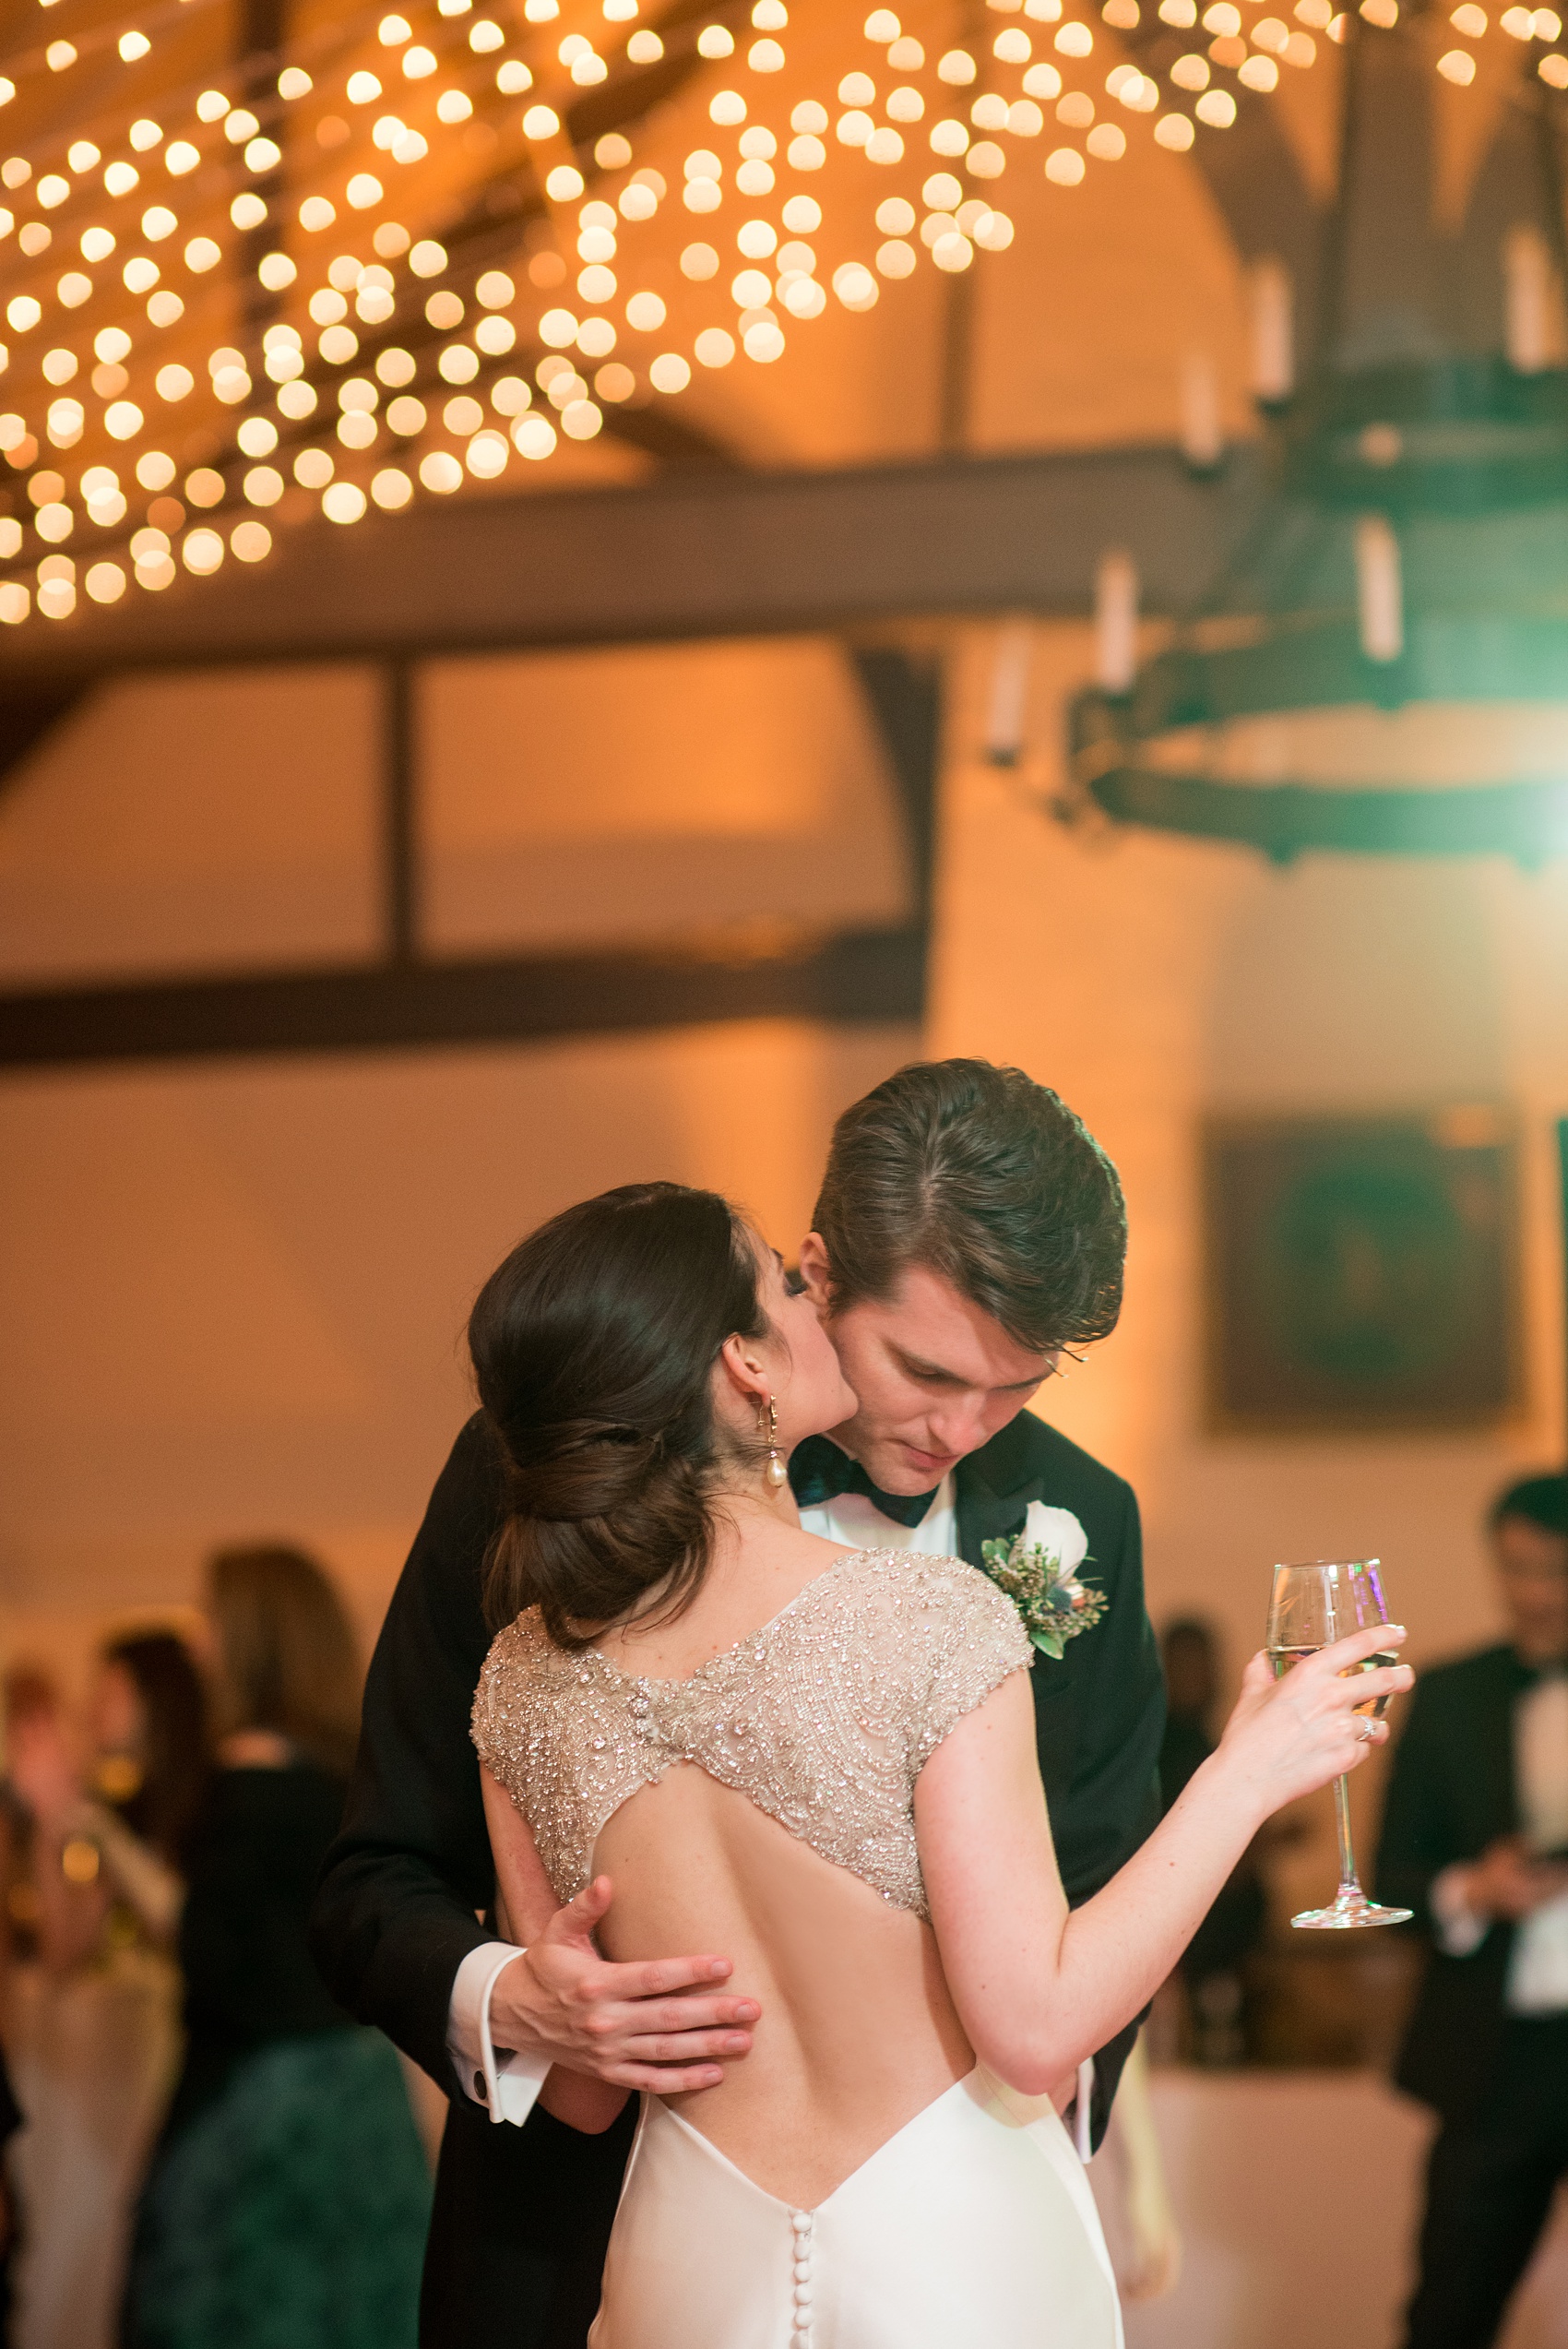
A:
[[1204, 1106, 1522, 1434]]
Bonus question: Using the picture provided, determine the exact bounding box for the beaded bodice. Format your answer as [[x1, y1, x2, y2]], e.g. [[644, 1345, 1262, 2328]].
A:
[[471, 1548, 1031, 1923]]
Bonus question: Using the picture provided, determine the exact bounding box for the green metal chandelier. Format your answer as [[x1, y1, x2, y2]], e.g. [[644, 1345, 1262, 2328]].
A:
[[1068, 7, 1568, 864]]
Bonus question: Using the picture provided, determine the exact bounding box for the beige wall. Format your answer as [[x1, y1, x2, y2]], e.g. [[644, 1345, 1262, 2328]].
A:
[[0, 1019, 918, 1695], [0, 641, 917, 1697], [930, 621, 1568, 1891], [0, 640, 909, 989]]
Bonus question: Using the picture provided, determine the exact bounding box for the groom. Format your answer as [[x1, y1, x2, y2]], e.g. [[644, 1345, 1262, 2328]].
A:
[[313, 1058, 1164, 2347]]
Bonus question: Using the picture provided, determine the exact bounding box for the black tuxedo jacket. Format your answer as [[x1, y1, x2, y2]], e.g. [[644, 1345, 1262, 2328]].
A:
[[1374, 1643, 1535, 2128], [312, 1408, 1164, 2346]]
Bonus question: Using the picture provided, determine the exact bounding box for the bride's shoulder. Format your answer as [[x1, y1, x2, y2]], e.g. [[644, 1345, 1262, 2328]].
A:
[[471, 1608, 575, 1755], [834, 1548, 1031, 1648], [475, 1607, 563, 1699], [819, 1554, 1031, 1760]]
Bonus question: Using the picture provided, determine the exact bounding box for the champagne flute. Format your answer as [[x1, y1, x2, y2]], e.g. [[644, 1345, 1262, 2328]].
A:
[[1265, 1560, 1412, 1930]]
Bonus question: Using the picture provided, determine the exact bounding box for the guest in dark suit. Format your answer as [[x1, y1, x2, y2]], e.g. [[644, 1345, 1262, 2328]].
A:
[[1377, 1471, 1568, 2349], [312, 1059, 1166, 2348], [1157, 1619, 1266, 2064]]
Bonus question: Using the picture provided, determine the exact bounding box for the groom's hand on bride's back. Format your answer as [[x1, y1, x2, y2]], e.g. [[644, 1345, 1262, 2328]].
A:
[[493, 1875, 761, 2091]]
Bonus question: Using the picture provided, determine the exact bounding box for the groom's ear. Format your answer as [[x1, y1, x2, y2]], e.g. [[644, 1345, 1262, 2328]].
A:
[[796, 1233, 834, 1308]]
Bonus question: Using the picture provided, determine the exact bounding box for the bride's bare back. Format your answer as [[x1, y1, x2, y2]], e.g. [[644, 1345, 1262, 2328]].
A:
[[592, 1764, 972, 2205], [475, 1523, 1028, 2209]]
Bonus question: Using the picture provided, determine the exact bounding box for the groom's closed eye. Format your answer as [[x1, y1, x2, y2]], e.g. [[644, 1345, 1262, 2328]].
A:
[[896, 1353, 993, 1391], [892, 1349, 1044, 1397]]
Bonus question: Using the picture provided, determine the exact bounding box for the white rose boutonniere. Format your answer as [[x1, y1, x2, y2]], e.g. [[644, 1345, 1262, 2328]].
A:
[[980, 1502, 1105, 1660]]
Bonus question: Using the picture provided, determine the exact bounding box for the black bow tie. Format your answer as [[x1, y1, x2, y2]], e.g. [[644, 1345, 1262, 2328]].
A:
[[789, 1436, 941, 1531]]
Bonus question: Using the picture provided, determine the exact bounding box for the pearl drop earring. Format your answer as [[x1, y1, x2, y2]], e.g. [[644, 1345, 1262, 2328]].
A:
[[760, 1396, 789, 1491]]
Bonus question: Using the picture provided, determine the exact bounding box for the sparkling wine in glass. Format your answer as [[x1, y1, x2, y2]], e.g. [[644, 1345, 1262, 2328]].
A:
[[1265, 1559, 1412, 1931]]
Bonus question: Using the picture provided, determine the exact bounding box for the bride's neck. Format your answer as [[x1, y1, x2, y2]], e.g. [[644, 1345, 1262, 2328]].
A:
[[608, 1484, 802, 1635], [712, 1480, 802, 1540]]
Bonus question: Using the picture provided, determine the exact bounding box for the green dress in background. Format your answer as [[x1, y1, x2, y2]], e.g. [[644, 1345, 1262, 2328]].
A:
[[124, 1761, 433, 2349]]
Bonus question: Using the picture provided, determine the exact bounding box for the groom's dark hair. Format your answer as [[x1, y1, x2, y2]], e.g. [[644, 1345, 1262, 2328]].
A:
[[811, 1059, 1126, 1354]]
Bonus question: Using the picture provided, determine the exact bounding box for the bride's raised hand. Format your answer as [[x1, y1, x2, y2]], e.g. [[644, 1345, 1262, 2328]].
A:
[[1211, 1624, 1413, 1817]]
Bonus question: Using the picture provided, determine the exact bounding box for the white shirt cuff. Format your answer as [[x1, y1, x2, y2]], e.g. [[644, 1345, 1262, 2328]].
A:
[[447, 1941, 552, 2127], [1430, 1863, 1490, 1958]]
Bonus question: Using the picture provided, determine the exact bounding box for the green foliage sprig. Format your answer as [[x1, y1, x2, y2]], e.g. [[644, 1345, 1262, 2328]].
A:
[[980, 1533, 1107, 1661]]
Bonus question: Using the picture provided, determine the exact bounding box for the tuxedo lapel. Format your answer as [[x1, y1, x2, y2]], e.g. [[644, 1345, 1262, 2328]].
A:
[[954, 1415, 1039, 1568]]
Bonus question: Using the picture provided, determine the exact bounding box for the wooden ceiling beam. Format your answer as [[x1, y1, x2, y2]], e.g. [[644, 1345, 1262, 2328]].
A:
[[0, 924, 926, 1068], [0, 441, 1260, 686]]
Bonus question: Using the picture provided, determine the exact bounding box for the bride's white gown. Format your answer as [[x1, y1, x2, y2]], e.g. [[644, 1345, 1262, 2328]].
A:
[[474, 1549, 1123, 2349]]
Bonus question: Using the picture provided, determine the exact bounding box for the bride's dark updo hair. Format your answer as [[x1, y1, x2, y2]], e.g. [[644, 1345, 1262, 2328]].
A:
[[469, 1182, 770, 1647]]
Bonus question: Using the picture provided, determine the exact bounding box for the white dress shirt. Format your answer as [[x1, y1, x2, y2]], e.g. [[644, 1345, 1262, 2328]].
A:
[[446, 1942, 552, 2124], [1429, 1669, 1568, 2014], [796, 1469, 958, 1561]]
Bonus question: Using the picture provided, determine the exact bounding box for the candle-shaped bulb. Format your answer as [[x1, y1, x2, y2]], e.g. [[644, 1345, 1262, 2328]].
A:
[[1095, 550, 1139, 694], [1355, 513, 1402, 663], [1249, 256, 1293, 404], [1503, 223, 1553, 375], [983, 618, 1034, 767], [1181, 348, 1222, 470]]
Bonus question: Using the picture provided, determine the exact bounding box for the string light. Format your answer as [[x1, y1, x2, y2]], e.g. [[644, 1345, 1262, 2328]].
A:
[[0, 0, 1550, 625]]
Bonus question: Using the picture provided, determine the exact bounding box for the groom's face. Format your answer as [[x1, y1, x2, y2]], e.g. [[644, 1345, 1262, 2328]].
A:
[[797, 1240, 1055, 1495]]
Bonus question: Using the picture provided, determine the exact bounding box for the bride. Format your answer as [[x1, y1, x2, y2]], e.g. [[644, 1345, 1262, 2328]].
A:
[[468, 1183, 1408, 2348]]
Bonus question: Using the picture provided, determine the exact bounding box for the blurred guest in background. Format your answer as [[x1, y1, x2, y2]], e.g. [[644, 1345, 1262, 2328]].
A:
[[1087, 2037, 1182, 2306], [1378, 1471, 1568, 2349], [0, 1682, 32, 2346], [6, 1637, 205, 2349], [14, 1636, 206, 1966], [123, 1545, 431, 2349], [1158, 1618, 1267, 2065], [0, 2075, 20, 2343], [1157, 1620, 1223, 1810]]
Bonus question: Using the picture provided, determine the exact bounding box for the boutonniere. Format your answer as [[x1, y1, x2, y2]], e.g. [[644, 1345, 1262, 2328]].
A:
[[980, 1502, 1106, 1661]]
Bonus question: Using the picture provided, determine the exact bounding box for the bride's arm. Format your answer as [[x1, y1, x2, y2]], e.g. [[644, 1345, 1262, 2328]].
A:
[[916, 1625, 1410, 2096], [480, 1770, 631, 2135]]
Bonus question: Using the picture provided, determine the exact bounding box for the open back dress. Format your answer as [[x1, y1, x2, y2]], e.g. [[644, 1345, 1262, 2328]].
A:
[[473, 1547, 1122, 2349]]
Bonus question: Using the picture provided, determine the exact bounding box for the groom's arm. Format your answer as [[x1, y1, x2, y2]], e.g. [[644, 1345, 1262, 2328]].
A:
[[311, 1413, 757, 2102], [311, 1414, 504, 2084], [1046, 1472, 1165, 2145], [1051, 1476, 1164, 1906]]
